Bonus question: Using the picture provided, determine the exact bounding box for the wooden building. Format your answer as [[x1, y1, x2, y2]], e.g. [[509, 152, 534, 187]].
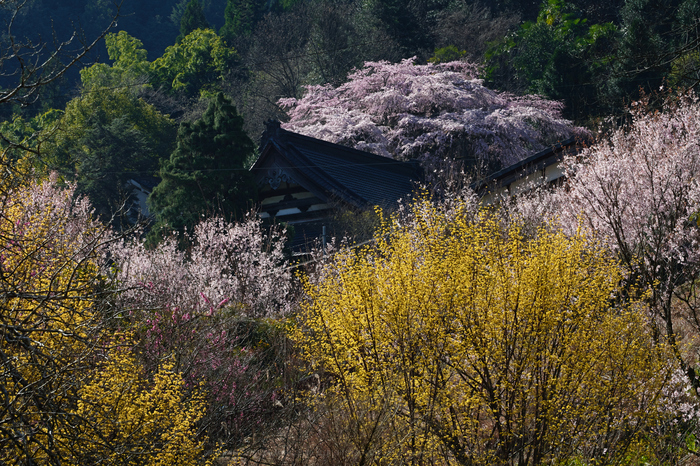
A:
[[471, 137, 584, 203], [251, 121, 420, 252], [252, 121, 587, 251]]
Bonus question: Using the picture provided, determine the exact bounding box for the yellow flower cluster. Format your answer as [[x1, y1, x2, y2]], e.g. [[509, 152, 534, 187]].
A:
[[64, 345, 210, 466], [297, 198, 674, 464], [1, 182, 101, 463], [1, 180, 211, 465]]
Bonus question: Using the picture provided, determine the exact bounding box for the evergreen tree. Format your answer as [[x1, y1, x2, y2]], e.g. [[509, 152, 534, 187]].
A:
[[372, 0, 433, 56], [178, 0, 210, 43], [486, 0, 619, 122], [74, 115, 160, 227], [148, 93, 256, 245], [220, 0, 269, 43]]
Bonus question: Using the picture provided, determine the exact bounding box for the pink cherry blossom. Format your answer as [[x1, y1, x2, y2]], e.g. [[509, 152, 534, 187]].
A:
[[280, 58, 586, 174], [110, 214, 291, 318], [510, 92, 700, 394]]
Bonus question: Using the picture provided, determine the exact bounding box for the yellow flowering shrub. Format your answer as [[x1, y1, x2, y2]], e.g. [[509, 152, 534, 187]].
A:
[[0, 178, 211, 465], [296, 198, 675, 465], [0, 178, 104, 463], [60, 344, 210, 466]]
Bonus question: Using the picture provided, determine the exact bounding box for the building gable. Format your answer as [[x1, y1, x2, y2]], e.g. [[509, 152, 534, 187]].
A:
[[252, 121, 420, 252]]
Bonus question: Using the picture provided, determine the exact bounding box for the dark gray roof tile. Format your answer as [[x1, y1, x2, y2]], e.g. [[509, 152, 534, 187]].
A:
[[253, 121, 419, 209]]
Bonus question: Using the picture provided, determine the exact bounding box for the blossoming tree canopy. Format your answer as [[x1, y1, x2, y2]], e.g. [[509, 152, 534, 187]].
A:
[[296, 198, 673, 464], [109, 215, 293, 447], [0, 178, 107, 437], [555, 92, 700, 393], [279, 58, 585, 174], [0, 176, 211, 464], [111, 215, 291, 319]]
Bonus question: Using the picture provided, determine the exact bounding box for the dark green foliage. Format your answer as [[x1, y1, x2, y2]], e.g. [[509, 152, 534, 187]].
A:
[[178, 0, 210, 43], [487, 0, 619, 122], [615, 0, 700, 90], [148, 93, 256, 245], [173, 0, 229, 31], [118, 0, 179, 59], [306, 1, 361, 86], [486, 0, 700, 122], [151, 29, 240, 97], [219, 0, 305, 45], [570, 0, 625, 23], [47, 37, 177, 226], [53, 87, 176, 227], [11, 0, 700, 159], [615, 0, 671, 88], [430, 2, 520, 64], [429, 45, 467, 64], [594, 0, 700, 109], [220, 0, 267, 43], [372, 0, 434, 57], [246, 2, 313, 99], [74, 116, 160, 227]]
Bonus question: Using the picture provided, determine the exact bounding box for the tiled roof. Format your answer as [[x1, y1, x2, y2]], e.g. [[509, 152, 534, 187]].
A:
[[470, 136, 585, 195], [253, 121, 419, 208]]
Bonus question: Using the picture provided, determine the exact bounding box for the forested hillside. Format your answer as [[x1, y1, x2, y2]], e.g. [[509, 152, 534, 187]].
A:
[[6, 0, 696, 223], [9, 0, 697, 121], [5, 0, 700, 464]]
